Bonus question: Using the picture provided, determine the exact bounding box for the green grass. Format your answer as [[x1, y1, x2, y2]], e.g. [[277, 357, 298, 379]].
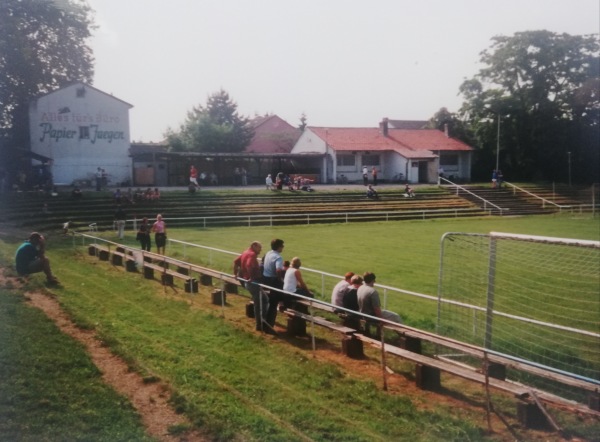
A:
[[1, 212, 599, 440], [0, 288, 153, 442]]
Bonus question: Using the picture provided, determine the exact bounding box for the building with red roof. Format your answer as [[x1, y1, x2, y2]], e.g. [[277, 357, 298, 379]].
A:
[[245, 114, 301, 153], [291, 118, 473, 184]]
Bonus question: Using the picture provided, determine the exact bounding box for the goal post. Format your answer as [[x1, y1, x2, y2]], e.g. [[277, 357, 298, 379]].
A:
[[437, 231, 600, 396]]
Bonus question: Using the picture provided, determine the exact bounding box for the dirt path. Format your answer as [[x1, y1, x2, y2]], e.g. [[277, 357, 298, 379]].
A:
[[0, 269, 207, 442]]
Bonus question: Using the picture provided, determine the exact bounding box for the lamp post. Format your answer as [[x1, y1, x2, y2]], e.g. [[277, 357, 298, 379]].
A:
[[567, 151, 572, 186], [495, 114, 501, 172]]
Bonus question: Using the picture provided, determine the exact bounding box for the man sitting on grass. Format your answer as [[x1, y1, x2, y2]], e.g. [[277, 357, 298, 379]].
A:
[[15, 232, 59, 285]]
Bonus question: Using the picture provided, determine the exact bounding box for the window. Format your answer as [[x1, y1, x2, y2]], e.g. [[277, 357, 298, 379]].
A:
[[79, 126, 90, 139], [361, 155, 380, 166], [337, 155, 355, 167], [440, 154, 459, 166]]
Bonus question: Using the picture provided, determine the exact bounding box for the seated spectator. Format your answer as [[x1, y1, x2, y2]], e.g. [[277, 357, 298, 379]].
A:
[[343, 274, 362, 313], [71, 186, 82, 199], [300, 177, 314, 192], [144, 187, 153, 200], [114, 188, 124, 204], [152, 187, 160, 201], [134, 188, 144, 201], [283, 257, 313, 299], [404, 184, 415, 198], [331, 272, 354, 307], [366, 185, 379, 199], [341, 274, 363, 328], [357, 272, 401, 336], [15, 232, 59, 285]]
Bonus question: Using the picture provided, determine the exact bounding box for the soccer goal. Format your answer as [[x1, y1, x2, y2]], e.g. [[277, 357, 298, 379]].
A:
[[437, 231, 600, 400]]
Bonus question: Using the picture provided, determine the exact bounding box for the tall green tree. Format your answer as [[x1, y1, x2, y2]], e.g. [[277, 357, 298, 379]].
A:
[[166, 89, 254, 153], [0, 0, 95, 151], [458, 30, 599, 182]]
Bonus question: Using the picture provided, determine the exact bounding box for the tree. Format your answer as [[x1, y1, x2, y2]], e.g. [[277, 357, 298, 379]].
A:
[[298, 112, 307, 131], [458, 30, 599, 182], [0, 0, 95, 151], [427, 107, 473, 145], [166, 89, 254, 153]]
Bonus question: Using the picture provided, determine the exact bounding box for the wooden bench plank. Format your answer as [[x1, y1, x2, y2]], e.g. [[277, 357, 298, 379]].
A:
[[284, 309, 356, 335], [354, 334, 530, 398]]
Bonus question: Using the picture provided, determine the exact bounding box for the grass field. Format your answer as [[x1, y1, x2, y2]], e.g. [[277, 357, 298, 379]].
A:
[[1, 212, 599, 441]]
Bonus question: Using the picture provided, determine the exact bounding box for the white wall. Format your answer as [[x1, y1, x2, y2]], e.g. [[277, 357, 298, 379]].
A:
[[29, 83, 132, 185]]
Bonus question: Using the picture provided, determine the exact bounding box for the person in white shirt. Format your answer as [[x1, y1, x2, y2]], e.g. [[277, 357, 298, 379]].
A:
[[283, 257, 313, 298]]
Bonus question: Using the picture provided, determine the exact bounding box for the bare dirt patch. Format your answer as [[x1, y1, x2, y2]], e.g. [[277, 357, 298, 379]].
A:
[[0, 268, 207, 442]]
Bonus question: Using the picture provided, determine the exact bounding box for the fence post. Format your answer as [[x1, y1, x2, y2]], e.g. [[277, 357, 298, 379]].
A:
[[484, 237, 497, 349]]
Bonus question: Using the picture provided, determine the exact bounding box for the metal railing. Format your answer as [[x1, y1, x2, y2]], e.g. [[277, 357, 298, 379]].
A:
[[504, 181, 569, 211], [438, 177, 504, 214]]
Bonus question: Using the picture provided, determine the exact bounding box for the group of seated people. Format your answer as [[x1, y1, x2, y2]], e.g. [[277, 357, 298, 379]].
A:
[[132, 187, 161, 202], [270, 173, 315, 192], [331, 271, 402, 335]]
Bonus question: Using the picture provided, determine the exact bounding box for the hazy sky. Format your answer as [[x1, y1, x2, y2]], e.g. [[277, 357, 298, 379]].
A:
[[88, 0, 599, 142]]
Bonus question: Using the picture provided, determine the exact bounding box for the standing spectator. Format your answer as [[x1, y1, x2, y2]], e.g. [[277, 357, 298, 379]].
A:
[[283, 257, 313, 298], [265, 174, 274, 190], [114, 205, 126, 239], [262, 238, 286, 323], [438, 166, 445, 178], [136, 217, 151, 251], [113, 188, 123, 204], [241, 167, 248, 186], [275, 172, 284, 190], [233, 241, 274, 334], [234, 167, 241, 186], [372, 167, 378, 186], [497, 170, 504, 189], [101, 169, 108, 188], [190, 165, 199, 187], [15, 232, 59, 285], [362, 165, 369, 186], [210, 172, 218, 185], [152, 214, 167, 255], [357, 272, 401, 336], [331, 272, 354, 307], [491, 170, 498, 189], [95, 167, 102, 191]]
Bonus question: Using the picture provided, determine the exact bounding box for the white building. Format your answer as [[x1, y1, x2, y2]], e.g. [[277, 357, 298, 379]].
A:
[[291, 119, 473, 184], [29, 82, 133, 186]]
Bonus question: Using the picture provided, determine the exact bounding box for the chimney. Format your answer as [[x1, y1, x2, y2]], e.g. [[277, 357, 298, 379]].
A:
[[380, 118, 389, 137], [444, 123, 449, 137]]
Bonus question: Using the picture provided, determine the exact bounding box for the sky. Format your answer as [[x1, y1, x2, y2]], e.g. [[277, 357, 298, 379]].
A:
[[88, 0, 600, 142]]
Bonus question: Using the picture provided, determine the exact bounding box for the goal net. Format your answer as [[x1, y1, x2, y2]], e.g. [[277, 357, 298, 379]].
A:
[[437, 231, 600, 399]]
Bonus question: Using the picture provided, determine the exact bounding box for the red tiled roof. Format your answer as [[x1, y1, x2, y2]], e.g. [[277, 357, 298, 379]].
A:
[[308, 127, 471, 159], [245, 115, 301, 153]]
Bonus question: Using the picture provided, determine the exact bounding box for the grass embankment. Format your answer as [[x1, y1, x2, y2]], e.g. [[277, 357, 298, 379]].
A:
[[1, 213, 599, 440], [0, 239, 489, 441], [0, 287, 152, 441]]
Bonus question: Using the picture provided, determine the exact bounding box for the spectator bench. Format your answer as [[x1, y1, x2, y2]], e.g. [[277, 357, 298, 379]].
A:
[[88, 244, 137, 271]]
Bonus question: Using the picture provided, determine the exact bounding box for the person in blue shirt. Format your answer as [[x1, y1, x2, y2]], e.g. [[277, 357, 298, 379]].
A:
[[15, 232, 59, 284]]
